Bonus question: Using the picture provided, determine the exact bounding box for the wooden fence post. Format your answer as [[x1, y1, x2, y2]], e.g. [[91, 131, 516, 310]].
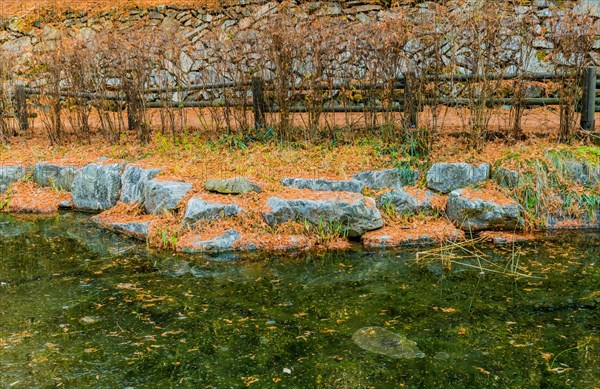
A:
[[403, 72, 418, 129], [15, 85, 29, 133], [580, 66, 596, 131], [252, 77, 266, 130]]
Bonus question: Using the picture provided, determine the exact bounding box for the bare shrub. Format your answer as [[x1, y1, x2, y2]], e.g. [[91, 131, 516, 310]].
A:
[[92, 25, 162, 144], [547, 3, 598, 143], [295, 18, 342, 138], [497, 6, 538, 142], [450, 1, 514, 150], [151, 25, 189, 142], [61, 38, 100, 144], [193, 28, 260, 140], [259, 11, 304, 139], [36, 39, 65, 145], [413, 2, 453, 147], [0, 49, 18, 142]]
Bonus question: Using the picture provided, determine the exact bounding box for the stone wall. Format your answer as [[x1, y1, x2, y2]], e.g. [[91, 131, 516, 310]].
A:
[[1, 0, 599, 101]]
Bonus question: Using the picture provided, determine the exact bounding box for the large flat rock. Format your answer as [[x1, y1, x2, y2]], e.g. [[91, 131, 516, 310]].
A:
[[72, 163, 122, 211], [281, 177, 364, 193], [183, 197, 243, 226], [426, 162, 489, 193], [262, 195, 383, 238], [120, 165, 162, 204], [143, 180, 192, 214], [446, 189, 524, 231], [33, 163, 79, 191]]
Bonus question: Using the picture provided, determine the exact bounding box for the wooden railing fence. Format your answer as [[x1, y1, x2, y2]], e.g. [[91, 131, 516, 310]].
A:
[[10, 67, 598, 133]]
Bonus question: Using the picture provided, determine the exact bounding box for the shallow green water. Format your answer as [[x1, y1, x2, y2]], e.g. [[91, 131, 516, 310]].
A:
[[0, 213, 599, 388]]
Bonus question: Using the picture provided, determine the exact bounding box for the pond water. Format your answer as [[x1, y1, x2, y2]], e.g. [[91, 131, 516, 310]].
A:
[[0, 213, 599, 388]]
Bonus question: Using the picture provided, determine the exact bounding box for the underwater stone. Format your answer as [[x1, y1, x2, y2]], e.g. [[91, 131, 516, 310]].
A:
[[352, 326, 425, 359], [110, 221, 151, 241]]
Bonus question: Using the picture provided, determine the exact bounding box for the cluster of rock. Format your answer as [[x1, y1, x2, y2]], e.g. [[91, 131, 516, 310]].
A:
[[2, 155, 598, 252]]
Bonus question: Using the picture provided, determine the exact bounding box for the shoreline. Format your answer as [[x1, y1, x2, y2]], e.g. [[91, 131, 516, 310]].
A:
[[2, 141, 598, 254]]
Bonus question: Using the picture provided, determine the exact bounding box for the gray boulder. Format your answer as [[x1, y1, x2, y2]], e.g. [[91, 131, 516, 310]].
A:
[[72, 163, 122, 211], [143, 180, 192, 214], [562, 160, 599, 186], [352, 167, 419, 189], [492, 167, 519, 189], [181, 229, 241, 253], [0, 165, 25, 192], [183, 197, 243, 226], [110, 221, 151, 241], [446, 189, 524, 231], [33, 163, 79, 191], [280, 177, 364, 193], [426, 162, 490, 193], [204, 176, 261, 194], [262, 195, 383, 238], [377, 187, 434, 215], [120, 165, 162, 204]]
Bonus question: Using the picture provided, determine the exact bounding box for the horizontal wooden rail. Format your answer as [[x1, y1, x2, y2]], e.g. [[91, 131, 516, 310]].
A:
[[23, 87, 123, 101]]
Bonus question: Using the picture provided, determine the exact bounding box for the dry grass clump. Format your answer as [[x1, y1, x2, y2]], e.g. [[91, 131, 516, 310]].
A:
[[3, 180, 70, 213]]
